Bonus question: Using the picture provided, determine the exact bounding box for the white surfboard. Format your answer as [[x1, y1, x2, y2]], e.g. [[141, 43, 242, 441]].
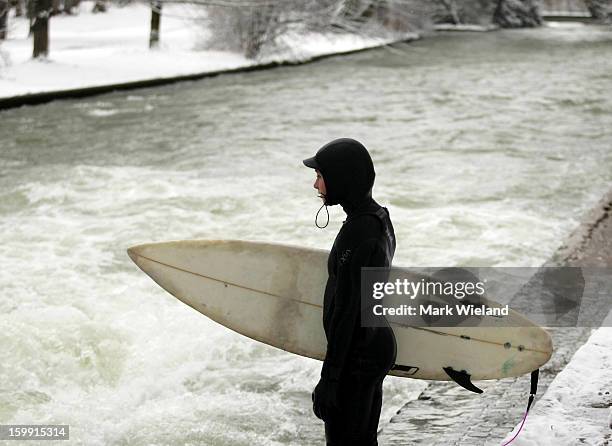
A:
[[127, 240, 552, 386]]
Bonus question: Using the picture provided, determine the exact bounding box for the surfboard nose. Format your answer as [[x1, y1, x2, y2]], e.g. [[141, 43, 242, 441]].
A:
[[127, 245, 142, 264]]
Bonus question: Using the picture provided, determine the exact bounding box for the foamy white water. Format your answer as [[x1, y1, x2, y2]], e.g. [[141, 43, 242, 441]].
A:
[[1, 23, 611, 445]]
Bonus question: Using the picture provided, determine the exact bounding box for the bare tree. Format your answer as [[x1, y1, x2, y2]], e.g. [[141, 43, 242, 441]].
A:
[[430, 0, 496, 24], [205, 1, 308, 59], [336, 0, 415, 31], [493, 0, 541, 27], [149, 0, 161, 48], [32, 0, 51, 57], [27, 0, 35, 33], [0, 0, 8, 39], [584, 0, 612, 22], [333, 0, 433, 33], [201, 0, 428, 59]]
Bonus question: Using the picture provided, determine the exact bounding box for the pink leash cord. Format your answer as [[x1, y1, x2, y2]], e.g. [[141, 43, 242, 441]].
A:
[[502, 369, 539, 445], [501, 408, 529, 446]]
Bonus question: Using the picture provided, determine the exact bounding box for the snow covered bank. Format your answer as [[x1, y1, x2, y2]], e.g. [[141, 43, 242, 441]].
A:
[[433, 23, 499, 32], [502, 311, 612, 445], [0, 2, 418, 104]]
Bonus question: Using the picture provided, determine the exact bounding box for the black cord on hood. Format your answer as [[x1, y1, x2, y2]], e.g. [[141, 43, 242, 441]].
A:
[[315, 203, 329, 229]]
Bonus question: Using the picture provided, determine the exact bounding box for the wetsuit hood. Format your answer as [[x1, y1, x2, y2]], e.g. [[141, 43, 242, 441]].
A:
[[303, 138, 376, 211]]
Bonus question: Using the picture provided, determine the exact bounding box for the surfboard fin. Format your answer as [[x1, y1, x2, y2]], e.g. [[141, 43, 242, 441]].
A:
[[443, 367, 483, 394]]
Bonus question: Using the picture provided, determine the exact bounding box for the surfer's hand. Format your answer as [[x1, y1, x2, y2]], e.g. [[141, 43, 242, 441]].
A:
[[312, 378, 339, 421]]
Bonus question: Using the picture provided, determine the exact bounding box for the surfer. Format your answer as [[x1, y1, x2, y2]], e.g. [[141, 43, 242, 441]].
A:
[[303, 138, 397, 446]]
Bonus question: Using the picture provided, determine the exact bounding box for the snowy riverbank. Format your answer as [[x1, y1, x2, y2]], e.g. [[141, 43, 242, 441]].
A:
[[502, 315, 612, 445], [0, 1, 418, 103], [503, 191, 612, 446]]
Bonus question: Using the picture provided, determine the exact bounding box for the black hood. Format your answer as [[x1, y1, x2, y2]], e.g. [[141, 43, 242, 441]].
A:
[[303, 138, 375, 211]]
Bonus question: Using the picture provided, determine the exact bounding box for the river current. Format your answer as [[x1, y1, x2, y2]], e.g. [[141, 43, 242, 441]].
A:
[[1, 22, 611, 445]]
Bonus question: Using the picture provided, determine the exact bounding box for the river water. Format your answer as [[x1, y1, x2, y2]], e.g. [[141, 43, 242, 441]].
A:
[[1, 22, 611, 445]]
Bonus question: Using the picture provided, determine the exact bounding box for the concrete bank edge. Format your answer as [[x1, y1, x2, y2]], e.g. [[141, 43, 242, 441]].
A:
[[547, 188, 612, 266]]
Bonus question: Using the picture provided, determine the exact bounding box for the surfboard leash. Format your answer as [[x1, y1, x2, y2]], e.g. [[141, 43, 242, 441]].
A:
[[501, 369, 540, 446]]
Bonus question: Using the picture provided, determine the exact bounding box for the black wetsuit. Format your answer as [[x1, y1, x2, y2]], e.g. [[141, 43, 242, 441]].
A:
[[303, 138, 397, 446]]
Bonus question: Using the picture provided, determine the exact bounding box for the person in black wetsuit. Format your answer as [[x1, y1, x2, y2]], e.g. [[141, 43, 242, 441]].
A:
[[303, 138, 397, 446]]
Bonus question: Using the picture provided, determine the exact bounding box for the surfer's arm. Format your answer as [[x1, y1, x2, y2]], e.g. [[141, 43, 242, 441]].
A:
[[322, 237, 379, 381]]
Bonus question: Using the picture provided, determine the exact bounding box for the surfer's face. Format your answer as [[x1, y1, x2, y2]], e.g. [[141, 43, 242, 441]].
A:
[[313, 170, 326, 202]]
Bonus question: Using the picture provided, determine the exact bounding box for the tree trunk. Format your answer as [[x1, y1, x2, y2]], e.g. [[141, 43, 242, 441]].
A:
[[0, 0, 8, 40], [149, 0, 161, 48], [27, 0, 35, 35], [244, 7, 262, 59], [32, 0, 51, 57]]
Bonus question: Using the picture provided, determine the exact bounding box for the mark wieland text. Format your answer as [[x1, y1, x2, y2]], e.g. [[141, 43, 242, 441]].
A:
[[371, 302, 510, 317]]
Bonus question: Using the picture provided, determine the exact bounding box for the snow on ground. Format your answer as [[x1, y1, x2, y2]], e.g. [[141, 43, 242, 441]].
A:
[[0, 2, 248, 97], [433, 23, 499, 32], [502, 311, 612, 446], [0, 1, 418, 99]]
